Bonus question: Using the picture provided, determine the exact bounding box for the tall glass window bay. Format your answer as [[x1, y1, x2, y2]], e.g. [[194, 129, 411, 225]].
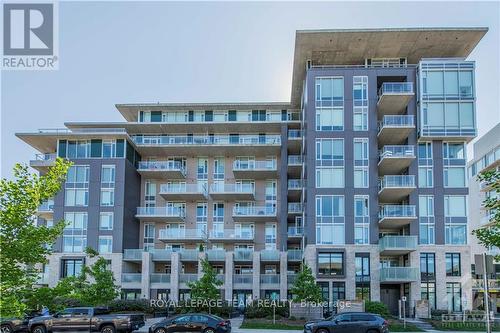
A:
[[419, 196, 435, 244], [316, 195, 345, 245], [353, 76, 368, 131], [65, 165, 89, 207], [316, 77, 344, 131]]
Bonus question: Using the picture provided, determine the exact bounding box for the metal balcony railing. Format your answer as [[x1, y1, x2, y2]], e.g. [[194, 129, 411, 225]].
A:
[[233, 206, 276, 217], [137, 161, 186, 174], [288, 203, 303, 213], [260, 274, 280, 284], [379, 205, 417, 219], [378, 175, 416, 190], [287, 227, 304, 237], [209, 183, 255, 194], [233, 160, 277, 171], [288, 179, 304, 189], [207, 249, 226, 261], [378, 115, 415, 131], [378, 82, 414, 96], [379, 145, 415, 160], [132, 135, 281, 146], [122, 273, 142, 283], [150, 249, 172, 261], [180, 249, 200, 261], [288, 155, 303, 165], [150, 274, 171, 284], [379, 236, 418, 252], [34, 153, 57, 161], [136, 206, 186, 218], [288, 130, 303, 139]]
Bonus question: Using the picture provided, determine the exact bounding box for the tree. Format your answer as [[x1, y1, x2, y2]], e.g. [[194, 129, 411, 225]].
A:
[[290, 264, 322, 303], [187, 258, 222, 312], [472, 169, 500, 259], [0, 158, 72, 317]]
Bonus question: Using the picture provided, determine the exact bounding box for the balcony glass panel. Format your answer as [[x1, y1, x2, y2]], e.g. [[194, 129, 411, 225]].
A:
[[379, 205, 416, 218]]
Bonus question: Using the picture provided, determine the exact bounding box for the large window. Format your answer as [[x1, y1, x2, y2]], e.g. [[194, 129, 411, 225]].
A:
[[318, 252, 344, 276], [265, 224, 277, 250], [447, 282, 462, 312], [63, 212, 87, 253], [444, 167, 466, 187], [443, 143, 465, 160], [66, 140, 90, 158], [143, 224, 155, 251], [316, 196, 345, 245], [61, 259, 84, 278], [446, 253, 461, 276], [354, 138, 369, 188], [422, 102, 475, 132], [316, 77, 344, 131], [353, 76, 368, 131], [355, 254, 370, 301], [444, 196, 467, 244], [99, 212, 114, 230], [423, 69, 473, 98], [421, 282, 436, 310], [420, 253, 435, 281], [316, 139, 344, 164], [354, 196, 369, 245], [98, 236, 113, 253], [100, 165, 115, 207], [419, 196, 435, 244], [316, 167, 344, 188], [444, 196, 467, 217], [65, 165, 89, 207]]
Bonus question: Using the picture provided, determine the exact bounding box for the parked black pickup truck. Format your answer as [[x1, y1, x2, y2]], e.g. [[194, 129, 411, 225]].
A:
[[1, 315, 34, 333], [28, 307, 145, 333]]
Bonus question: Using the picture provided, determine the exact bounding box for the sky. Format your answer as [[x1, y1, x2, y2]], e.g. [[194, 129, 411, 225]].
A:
[[1, 1, 500, 178]]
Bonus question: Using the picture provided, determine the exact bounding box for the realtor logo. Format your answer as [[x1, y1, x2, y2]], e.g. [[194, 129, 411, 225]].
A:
[[2, 2, 58, 70]]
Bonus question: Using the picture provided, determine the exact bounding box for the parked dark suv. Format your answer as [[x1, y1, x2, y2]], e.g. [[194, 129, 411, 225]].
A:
[[304, 312, 389, 333], [149, 314, 231, 333]]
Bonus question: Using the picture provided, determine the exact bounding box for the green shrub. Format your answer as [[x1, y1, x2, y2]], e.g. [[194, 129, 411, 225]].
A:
[[365, 301, 390, 318], [108, 299, 155, 314], [172, 301, 234, 318], [244, 300, 289, 319]]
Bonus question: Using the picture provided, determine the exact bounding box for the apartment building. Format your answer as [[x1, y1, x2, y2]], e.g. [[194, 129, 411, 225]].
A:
[[17, 27, 489, 315], [468, 123, 500, 312]]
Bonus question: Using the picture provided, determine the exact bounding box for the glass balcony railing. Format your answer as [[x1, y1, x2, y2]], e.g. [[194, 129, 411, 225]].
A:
[[33, 153, 57, 161], [261, 250, 280, 261], [378, 115, 415, 130], [150, 249, 173, 261], [180, 249, 199, 261], [288, 179, 304, 189], [159, 229, 206, 240], [234, 249, 253, 261], [288, 130, 303, 139], [209, 229, 254, 240], [160, 183, 207, 194], [207, 249, 226, 261], [122, 273, 142, 283], [137, 161, 186, 174], [287, 273, 297, 285], [179, 274, 198, 283], [287, 227, 304, 237], [378, 175, 416, 190], [150, 273, 171, 284], [233, 206, 276, 217], [288, 203, 303, 213], [233, 274, 253, 284], [379, 205, 417, 219], [38, 199, 55, 212], [123, 249, 143, 260], [132, 135, 281, 146], [379, 145, 415, 160], [379, 236, 418, 252], [380, 267, 419, 282], [287, 249, 303, 261], [378, 82, 414, 96], [233, 160, 277, 171], [288, 155, 303, 165], [209, 183, 255, 194], [136, 206, 186, 218], [260, 274, 280, 284]]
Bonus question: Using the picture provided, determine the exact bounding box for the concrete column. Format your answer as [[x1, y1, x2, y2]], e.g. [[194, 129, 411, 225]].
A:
[[252, 252, 261, 299], [225, 251, 234, 302], [141, 251, 151, 299], [280, 251, 288, 300], [170, 252, 181, 302], [304, 245, 317, 275], [409, 250, 422, 315], [370, 248, 381, 302], [48, 254, 60, 288], [435, 251, 447, 310], [345, 250, 356, 300], [461, 248, 473, 311]]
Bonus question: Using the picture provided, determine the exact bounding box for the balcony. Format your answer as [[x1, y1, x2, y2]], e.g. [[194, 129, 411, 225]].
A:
[[37, 198, 54, 219], [233, 274, 253, 288], [380, 267, 419, 284], [287, 227, 303, 239], [137, 161, 186, 179], [150, 274, 171, 287], [123, 249, 143, 261], [234, 249, 253, 261], [233, 160, 278, 179], [135, 206, 185, 222], [287, 273, 297, 286], [158, 229, 206, 242], [261, 250, 280, 261], [472, 279, 500, 291], [151, 249, 173, 261], [180, 249, 200, 261], [377, 115, 415, 145], [378, 145, 415, 175], [209, 183, 255, 200], [159, 183, 207, 201], [122, 273, 142, 287], [131, 134, 282, 155], [209, 229, 254, 242], [179, 273, 198, 284], [378, 205, 417, 229], [379, 236, 418, 255], [207, 249, 226, 261], [287, 249, 303, 262], [288, 203, 303, 215], [260, 274, 280, 286], [287, 155, 303, 177], [288, 130, 303, 151], [377, 82, 414, 116], [378, 175, 416, 203], [232, 206, 277, 222], [30, 153, 57, 172]]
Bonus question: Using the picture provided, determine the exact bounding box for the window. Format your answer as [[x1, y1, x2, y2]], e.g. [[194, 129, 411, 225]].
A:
[[99, 236, 113, 253], [316, 167, 344, 188], [143, 224, 155, 251], [422, 102, 475, 132], [315, 196, 345, 245], [213, 157, 224, 180], [419, 196, 435, 244], [444, 167, 466, 187], [102, 140, 116, 158], [318, 252, 344, 276], [354, 196, 369, 245], [265, 224, 277, 250], [353, 138, 369, 188], [353, 76, 368, 131], [316, 139, 344, 163], [99, 212, 113, 230], [418, 166, 433, 188], [447, 282, 462, 312], [63, 212, 87, 252], [444, 196, 467, 217], [445, 224, 467, 245], [446, 253, 461, 276], [420, 253, 435, 280], [316, 196, 345, 221], [316, 77, 344, 131], [145, 181, 156, 207], [61, 259, 83, 278], [355, 254, 370, 301], [421, 282, 436, 310], [443, 143, 465, 160], [100, 165, 115, 207], [66, 140, 90, 158], [65, 166, 89, 207]]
